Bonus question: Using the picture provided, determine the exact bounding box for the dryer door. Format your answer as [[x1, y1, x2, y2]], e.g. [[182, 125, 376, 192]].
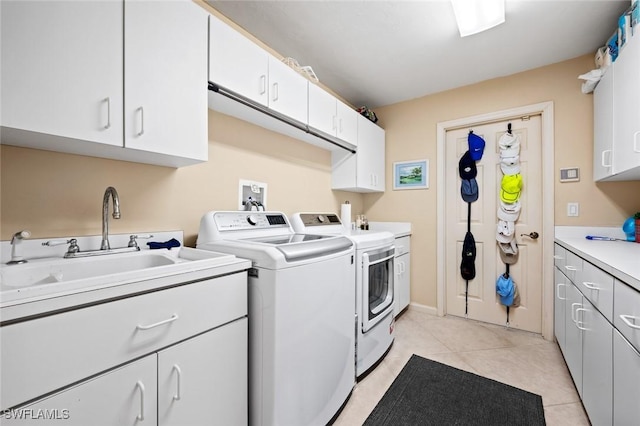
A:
[[362, 247, 395, 332]]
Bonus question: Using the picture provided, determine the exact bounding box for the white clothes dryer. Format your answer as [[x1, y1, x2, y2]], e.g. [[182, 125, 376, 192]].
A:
[[290, 212, 395, 378], [197, 211, 355, 426]]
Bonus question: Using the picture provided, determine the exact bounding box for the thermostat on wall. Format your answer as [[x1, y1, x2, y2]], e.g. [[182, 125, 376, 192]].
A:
[[559, 167, 580, 182]]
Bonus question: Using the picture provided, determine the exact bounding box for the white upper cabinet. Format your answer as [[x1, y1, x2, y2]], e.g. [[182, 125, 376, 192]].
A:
[[208, 14, 308, 124], [308, 83, 358, 146], [593, 32, 640, 181], [267, 56, 308, 124], [332, 115, 385, 193], [124, 0, 208, 162], [208, 14, 269, 106], [1, 1, 124, 147], [611, 33, 640, 179], [0, 0, 208, 168], [593, 66, 614, 181]]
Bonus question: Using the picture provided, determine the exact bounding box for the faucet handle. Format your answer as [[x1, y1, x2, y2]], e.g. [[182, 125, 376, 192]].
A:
[[128, 234, 154, 249], [42, 239, 73, 247], [43, 238, 80, 255]]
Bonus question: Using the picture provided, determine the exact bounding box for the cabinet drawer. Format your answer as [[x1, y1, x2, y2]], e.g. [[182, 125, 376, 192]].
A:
[[1, 272, 247, 410], [614, 279, 640, 353], [395, 236, 411, 256], [554, 244, 566, 270], [579, 261, 614, 323], [563, 250, 583, 285]]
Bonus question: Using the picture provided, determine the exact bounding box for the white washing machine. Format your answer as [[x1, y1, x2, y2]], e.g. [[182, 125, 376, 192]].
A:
[[197, 211, 355, 426], [290, 212, 395, 378]]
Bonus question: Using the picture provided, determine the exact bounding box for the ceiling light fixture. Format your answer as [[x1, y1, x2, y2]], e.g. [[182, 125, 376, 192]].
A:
[[450, 0, 505, 37]]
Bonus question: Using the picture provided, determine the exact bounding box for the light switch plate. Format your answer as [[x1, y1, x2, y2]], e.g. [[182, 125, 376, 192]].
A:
[[567, 202, 579, 217], [560, 167, 580, 182]]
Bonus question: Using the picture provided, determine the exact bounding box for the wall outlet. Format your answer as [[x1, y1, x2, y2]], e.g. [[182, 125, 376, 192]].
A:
[[567, 202, 579, 217]]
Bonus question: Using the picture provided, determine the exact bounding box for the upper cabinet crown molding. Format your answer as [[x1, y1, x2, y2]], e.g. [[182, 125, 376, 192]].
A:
[[0, 0, 208, 168]]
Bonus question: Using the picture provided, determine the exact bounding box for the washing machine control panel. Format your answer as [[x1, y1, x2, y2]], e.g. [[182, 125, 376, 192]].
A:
[[213, 212, 290, 231]]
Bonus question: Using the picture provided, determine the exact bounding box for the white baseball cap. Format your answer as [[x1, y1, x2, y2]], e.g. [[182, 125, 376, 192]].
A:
[[499, 132, 520, 150], [500, 155, 520, 175], [498, 201, 521, 221], [496, 220, 515, 243]]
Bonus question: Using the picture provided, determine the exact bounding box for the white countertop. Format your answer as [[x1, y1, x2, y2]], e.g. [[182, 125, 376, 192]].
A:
[[368, 222, 412, 238], [555, 226, 640, 292]]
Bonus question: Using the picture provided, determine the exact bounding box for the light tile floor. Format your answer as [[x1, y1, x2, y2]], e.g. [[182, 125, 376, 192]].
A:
[[334, 308, 590, 426]]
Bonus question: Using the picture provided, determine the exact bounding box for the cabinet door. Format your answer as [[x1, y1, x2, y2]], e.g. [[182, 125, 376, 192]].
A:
[[336, 100, 358, 146], [564, 282, 583, 397], [267, 56, 308, 124], [0, 1, 123, 146], [613, 330, 640, 425], [593, 67, 614, 181], [209, 14, 269, 106], [308, 83, 338, 136], [554, 267, 567, 354], [612, 34, 640, 175], [1, 355, 157, 426], [158, 318, 248, 426], [394, 253, 411, 315], [581, 298, 613, 426], [356, 115, 386, 192], [124, 0, 207, 161]]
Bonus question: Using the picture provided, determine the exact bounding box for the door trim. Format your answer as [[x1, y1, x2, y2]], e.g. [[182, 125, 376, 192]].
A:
[[436, 101, 555, 340]]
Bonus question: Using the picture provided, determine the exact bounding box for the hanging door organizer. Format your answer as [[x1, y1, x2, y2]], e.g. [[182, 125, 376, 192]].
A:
[[459, 131, 484, 318], [496, 123, 523, 326]]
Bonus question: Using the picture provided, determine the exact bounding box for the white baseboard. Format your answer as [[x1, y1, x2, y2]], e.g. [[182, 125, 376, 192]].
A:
[[408, 302, 438, 316]]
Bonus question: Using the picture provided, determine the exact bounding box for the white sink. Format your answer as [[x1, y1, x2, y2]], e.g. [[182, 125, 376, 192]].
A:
[[0, 248, 237, 304]]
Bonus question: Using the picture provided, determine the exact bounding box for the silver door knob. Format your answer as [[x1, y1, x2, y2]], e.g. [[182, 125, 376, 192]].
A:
[[520, 232, 539, 240]]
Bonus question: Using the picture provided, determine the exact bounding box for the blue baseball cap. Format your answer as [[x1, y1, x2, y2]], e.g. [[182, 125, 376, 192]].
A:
[[468, 132, 485, 161], [496, 275, 515, 306]]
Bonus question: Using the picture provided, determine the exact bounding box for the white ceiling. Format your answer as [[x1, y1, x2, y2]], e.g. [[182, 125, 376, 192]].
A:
[[206, 0, 630, 108]]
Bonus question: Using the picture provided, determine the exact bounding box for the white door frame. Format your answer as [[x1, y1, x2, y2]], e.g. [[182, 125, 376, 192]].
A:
[[436, 101, 555, 340]]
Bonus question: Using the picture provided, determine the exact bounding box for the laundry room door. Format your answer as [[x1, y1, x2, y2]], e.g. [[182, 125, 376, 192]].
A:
[[445, 115, 543, 333]]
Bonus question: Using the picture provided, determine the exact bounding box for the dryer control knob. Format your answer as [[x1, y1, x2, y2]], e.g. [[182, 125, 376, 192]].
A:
[[317, 215, 325, 223], [247, 215, 258, 225]]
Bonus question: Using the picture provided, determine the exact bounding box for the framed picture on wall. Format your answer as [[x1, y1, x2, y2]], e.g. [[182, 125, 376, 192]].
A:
[[393, 159, 429, 190]]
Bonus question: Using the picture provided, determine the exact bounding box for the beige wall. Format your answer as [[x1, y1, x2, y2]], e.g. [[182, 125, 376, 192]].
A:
[[0, 111, 364, 246], [2, 54, 639, 311], [366, 54, 640, 309]]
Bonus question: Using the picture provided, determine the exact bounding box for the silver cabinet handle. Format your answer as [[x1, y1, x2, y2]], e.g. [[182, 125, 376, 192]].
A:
[[104, 97, 111, 129], [620, 314, 640, 330], [575, 308, 588, 331], [601, 149, 612, 167], [583, 281, 600, 291], [571, 302, 582, 323], [564, 265, 577, 272], [172, 365, 182, 401], [634, 131, 640, 153], [556, 283, 566, 300], [260, 75, 266, 95], [135, 381, 146, 421], [553, 255, 564, 260], [138, 106, 145, 136], [332, 115, 337, 131], [272, 82, 279, 101], [136, 314, 178, 330]]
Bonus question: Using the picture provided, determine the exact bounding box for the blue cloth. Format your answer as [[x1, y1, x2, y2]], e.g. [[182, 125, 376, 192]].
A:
[[147, 238, 181, 250], [496, 275, 514, 306]]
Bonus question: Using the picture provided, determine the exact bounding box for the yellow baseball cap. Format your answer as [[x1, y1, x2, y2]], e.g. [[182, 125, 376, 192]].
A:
[[500, 174, 523, 203]]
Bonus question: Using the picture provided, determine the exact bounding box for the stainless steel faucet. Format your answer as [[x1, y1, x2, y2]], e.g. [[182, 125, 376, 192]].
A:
[[101, 187, 121, 250]]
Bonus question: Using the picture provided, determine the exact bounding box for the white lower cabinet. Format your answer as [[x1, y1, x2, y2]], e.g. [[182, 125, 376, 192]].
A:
[[554, 267, 567, 354], [393, 236, 411, 316], [1, 355, 158, 425], [563, 281, 584, 398], [158, 318, 248, 426], [554, 242, 639, 426], [1, 271, 248, 425], [581, 298, 613, 426], [613, 329, 640, 425]]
